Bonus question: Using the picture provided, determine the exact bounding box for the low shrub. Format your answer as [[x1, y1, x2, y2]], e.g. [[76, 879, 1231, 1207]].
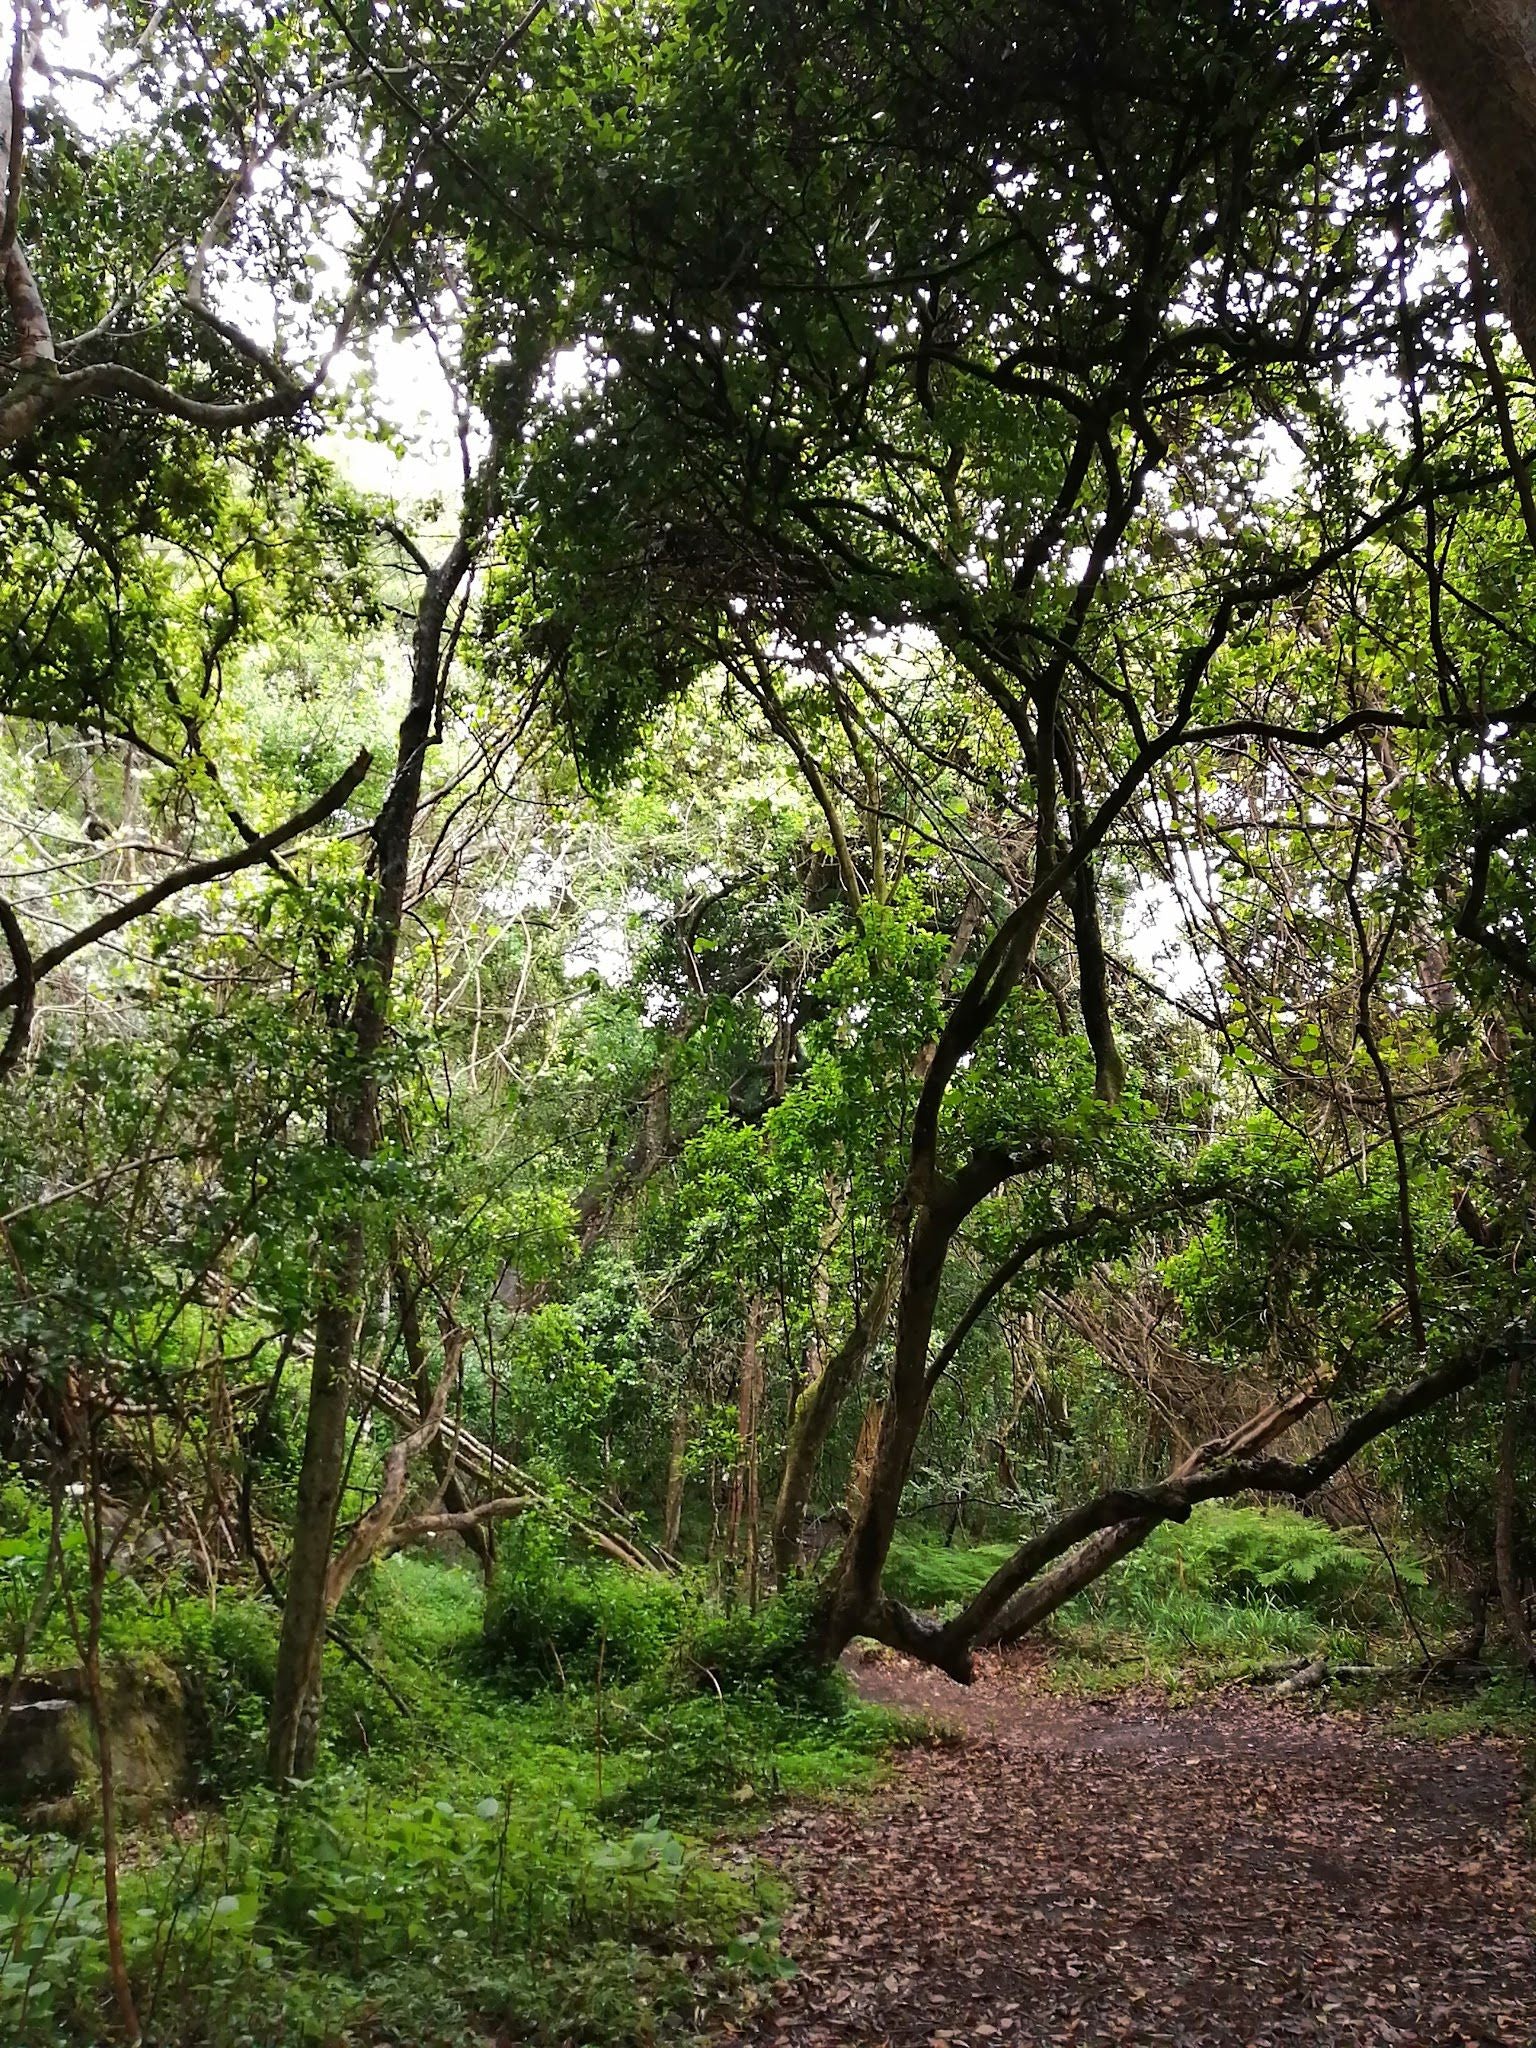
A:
[[1045, 1504, 1434, 1691], [0, 1768, 763, 2047], [597, 1687, 896, 1825], [482, 1526, 846, 1715], [170, 1596, 280, 1794], [882, 1535, 1018, 1613], [482, 1520, 688, 1693], [671, 1584, 845, 1711]]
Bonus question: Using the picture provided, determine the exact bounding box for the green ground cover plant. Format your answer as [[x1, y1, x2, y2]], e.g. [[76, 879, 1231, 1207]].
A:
[[0, 1554, 897, 2047]]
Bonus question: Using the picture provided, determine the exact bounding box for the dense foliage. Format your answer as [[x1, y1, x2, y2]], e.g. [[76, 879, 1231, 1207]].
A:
[[2, 0, 1534, 2040]]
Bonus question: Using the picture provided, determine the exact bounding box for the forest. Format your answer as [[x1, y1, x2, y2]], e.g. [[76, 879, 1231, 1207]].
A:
[[1, 0, 1534, 2042]]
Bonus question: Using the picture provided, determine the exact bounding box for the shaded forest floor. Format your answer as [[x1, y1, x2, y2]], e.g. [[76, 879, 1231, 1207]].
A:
[[728, 1649, 1536, 2048]]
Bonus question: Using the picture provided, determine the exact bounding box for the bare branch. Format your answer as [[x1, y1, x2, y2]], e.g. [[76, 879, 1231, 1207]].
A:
[[384, 1495, 533, 1548]]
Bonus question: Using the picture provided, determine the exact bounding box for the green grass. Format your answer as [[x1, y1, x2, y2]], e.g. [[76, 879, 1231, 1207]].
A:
[[1336, 1666, 1536, 1741], [1, 1553, 901, 2048], [1048, 1591, 1346, 1695]]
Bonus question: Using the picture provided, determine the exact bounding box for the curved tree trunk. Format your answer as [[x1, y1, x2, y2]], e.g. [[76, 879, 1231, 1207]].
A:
[[851, 1323, 1533, 1680], [980, 1519, 1153, 1647], [811, 1201, 957, 1664], [981, 1382, 1329, 1648], [396, 1258, 491, 1580]]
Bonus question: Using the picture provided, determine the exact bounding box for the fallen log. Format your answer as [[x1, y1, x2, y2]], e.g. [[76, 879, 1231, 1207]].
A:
[[1261, 1656, 1497, 1696]]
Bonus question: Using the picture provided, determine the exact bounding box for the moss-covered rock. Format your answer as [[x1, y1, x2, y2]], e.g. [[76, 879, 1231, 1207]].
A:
[[0, 1657, 188, 1820]]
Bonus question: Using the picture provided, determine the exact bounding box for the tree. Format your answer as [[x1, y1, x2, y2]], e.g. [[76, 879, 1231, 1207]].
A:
[[478, 0, 1536, 1670], [264, 444, 511, 1780], [1377, 0, 1536, 370]]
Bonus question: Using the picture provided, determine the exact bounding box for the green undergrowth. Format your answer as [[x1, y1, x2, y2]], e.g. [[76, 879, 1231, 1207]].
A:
[[1050, 1503, 1439, 1693], [480, 1521, 845, 1713], [1339, 1666, 1536, 1743], [1, 1552, 903, 2048], [887, 1505, 1446, 1696], [882, 1534, 1018, 1611]]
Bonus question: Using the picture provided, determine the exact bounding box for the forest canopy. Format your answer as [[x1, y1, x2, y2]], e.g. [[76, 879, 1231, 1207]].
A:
[[1, 0, 1534, 2039]]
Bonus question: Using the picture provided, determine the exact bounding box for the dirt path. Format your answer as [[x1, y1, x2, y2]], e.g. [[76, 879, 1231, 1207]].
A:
[[731, 1651, 1536, 2048]]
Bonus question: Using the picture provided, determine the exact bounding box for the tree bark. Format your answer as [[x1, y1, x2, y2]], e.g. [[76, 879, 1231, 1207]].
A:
[[396, 1259, 491, 1578], [1378, 0, 1536, 370], [847, 1397, 885, 1518], [662, 1403, 688, 1553], [811, 1202, 954, 1661], [323, 1325, 467, 1612], [267, 1275, 366, 1782], [0, 895, 35, 1082], [1494, 1355, 1535, 1673], [771, 1245, 900, 1580], [980, 1518, 1153, 1647], [727, 1296, 766, 1602]]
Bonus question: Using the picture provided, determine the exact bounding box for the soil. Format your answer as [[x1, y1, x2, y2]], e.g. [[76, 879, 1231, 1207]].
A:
[[729, 1648, 1536, 2048]]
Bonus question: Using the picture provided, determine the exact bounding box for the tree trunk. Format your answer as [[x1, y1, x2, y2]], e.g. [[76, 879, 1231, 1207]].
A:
[[856, 1325, 1531, 1679], [267, 1277, 365, 1781], [727, 1297, 766, 1602], [1494, 1355, 1535, 1673], [980, 1519, 1149, 1645], [982, 1383, 1330, 1647], [397, 1258, 491, 1579], [803, 1142, 1058, 1668], [1378, 0, 1536, 370], [266, 461, 497, 1785], [848, 1397, 884, 1518], [811, 1205, 953, 1662], [662, 1404, 688, 1553], [770, 1245, 899, 1580], [324, 1326, 467, 1612]]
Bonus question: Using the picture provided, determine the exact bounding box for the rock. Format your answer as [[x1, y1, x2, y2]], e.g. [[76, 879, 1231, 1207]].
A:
[[0, 1657, 189, 1819]]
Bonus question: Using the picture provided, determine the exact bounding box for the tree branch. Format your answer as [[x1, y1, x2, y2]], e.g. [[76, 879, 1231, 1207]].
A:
[[0, 747, 371, 1012], [922, 1185, 1225, 1397], [0, 894, 35, 1080], [326, 1324, 468, 1610], [869, 1317, 1533, 1677], [384, 1495, 533, 1548]]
